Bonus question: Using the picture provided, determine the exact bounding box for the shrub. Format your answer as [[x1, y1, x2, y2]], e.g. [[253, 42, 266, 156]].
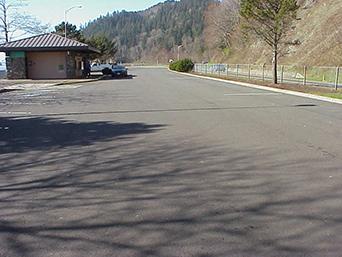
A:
[[169, 59, 194, 72]]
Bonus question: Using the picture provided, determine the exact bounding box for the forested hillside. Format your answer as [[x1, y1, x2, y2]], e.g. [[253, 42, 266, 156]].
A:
[[83, 0, 214, 63], [83, 0, 342, 66]]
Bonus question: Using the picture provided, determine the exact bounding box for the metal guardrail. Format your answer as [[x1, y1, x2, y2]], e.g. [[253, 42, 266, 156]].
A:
[[194, 64, 341, 89]]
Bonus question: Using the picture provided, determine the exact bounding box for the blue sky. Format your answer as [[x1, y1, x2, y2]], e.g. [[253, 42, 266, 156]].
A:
[[0, 1, 164, 61], [25, 0, 163, 27]]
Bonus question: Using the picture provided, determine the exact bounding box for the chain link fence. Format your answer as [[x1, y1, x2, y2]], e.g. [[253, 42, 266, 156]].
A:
[[194, 63, 341, 89]]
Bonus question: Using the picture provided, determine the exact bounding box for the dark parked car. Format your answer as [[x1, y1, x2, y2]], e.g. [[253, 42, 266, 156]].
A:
[[102, 65, 128, 77]]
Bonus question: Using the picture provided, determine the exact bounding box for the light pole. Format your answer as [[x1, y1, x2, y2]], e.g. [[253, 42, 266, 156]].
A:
[[177, 45, 183, 61], [64, 5, 82, 38]]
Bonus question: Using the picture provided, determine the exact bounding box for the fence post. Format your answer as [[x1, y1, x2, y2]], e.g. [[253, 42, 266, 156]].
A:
[[335, 66, 340, 90], [226, 64, 229, 77], [262, 64, 265, 81], [248, 64, 251, 80], [236, 64, 239, 77], [218, 64, 221, 77], [281, 65, 284, 83], [303, 66, 307, 86]]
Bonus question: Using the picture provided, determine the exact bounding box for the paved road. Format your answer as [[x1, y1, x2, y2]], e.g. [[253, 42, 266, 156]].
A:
[[1, 68, 342, 257]]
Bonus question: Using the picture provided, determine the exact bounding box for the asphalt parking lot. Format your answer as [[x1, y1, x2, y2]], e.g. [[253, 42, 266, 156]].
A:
[[1, 68, 342, 257]]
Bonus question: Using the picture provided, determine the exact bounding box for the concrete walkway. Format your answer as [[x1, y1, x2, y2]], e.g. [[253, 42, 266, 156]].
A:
[[0, 78, 101, 92]]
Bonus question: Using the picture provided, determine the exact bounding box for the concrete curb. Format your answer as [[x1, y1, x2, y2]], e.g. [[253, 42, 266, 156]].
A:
[[168, 69, 342, 105], [54, 76, 104, 86]]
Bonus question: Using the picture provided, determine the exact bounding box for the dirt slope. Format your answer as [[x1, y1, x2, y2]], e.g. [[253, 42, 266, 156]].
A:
[[226, 0, 342, 66]]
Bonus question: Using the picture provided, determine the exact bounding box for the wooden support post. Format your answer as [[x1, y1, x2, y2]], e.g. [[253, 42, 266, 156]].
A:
[[262, 64, 265, 81]]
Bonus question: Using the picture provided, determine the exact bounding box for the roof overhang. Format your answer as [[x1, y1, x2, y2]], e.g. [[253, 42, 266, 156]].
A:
[[0, 33, 101, 54], [0, 46, 101, 54]]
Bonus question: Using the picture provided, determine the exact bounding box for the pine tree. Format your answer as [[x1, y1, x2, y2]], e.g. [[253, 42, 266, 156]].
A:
[[240, 0, 299, 84]]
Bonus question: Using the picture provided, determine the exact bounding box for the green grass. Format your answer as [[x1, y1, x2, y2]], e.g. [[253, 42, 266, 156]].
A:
[[314, 92, 342, 100]]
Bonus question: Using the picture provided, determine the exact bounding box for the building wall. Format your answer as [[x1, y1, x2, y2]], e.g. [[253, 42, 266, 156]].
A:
[[5, 50, 88, 80], [27, 52, 67, 79], [6, 52, 27, 79], [66, 52, 84, 79], [0, 71, 6, 79], [66, 52, 76, 78]]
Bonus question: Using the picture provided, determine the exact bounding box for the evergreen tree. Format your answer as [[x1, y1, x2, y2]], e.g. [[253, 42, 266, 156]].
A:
[[55, 22, 84, 42], [240, 0, 299, 84], [86, 35, 117, 62]]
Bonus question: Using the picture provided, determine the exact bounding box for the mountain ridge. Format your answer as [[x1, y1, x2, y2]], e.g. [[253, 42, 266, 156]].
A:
[[83, 0, 213, 63], [83, 0, 342, 66]]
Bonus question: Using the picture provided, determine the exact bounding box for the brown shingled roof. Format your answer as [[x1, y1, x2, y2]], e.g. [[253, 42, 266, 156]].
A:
[[0, 33, 100, 53]]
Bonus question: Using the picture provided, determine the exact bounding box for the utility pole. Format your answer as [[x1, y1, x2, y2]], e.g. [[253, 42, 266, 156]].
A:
[[64, 6, 82, 38]]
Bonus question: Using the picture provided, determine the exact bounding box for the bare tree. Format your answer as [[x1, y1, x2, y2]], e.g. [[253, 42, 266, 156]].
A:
[[204, 0, 240, 51], [0, 0, 48, 42]]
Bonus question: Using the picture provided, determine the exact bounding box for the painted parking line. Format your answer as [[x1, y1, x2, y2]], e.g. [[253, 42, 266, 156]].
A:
[[224, 93, 282, 96], [169, 70, 342, 105], [0, 112, 32, 115], [0, 103, 46, 106]]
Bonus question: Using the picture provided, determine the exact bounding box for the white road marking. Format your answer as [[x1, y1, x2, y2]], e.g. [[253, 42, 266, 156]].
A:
[[0, 103, 43, 105], [3, 83, 84, 91], [0, 112, 32, 115], [169, 69, 342, 105], [224, 93, 282, 96], [53, 84, 84, 89]]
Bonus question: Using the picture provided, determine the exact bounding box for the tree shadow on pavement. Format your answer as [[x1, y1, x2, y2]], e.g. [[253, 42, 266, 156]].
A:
[[0, 116, 164, 154], [0, 118, 342, 257]]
